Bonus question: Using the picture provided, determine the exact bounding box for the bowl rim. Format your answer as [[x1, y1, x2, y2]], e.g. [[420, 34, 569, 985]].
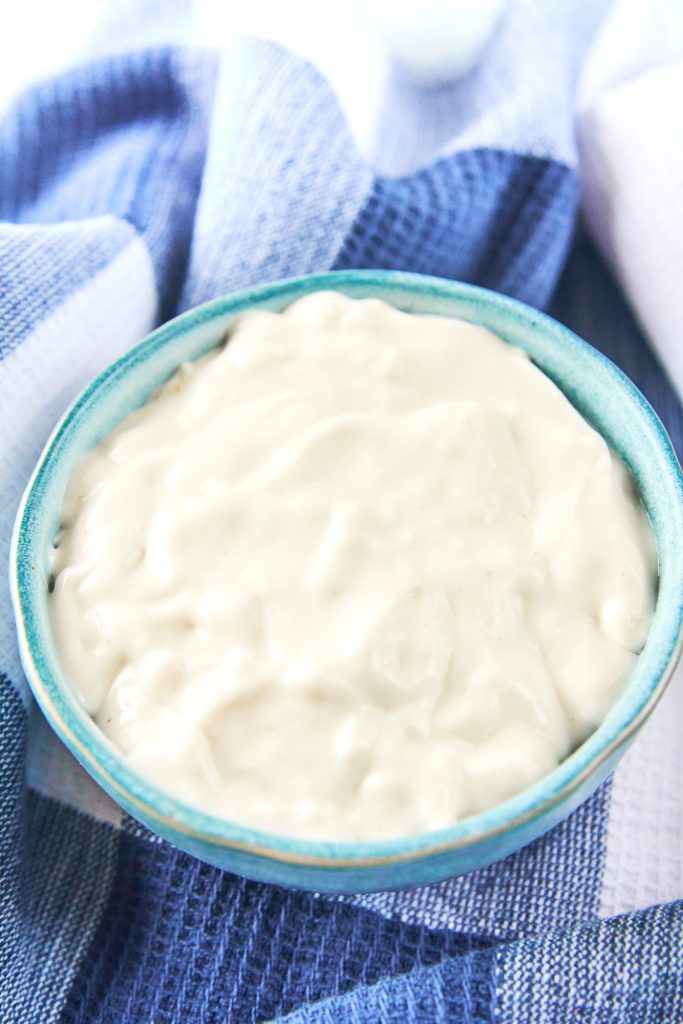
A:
[[10, 269, 683, 869]]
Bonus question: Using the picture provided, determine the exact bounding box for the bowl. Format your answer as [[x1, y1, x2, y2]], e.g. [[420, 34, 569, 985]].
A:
[[10, 270, 683, 893]]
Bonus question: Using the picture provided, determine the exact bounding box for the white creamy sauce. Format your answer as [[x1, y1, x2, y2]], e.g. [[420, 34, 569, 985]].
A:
[[49, 293, 657, 840]]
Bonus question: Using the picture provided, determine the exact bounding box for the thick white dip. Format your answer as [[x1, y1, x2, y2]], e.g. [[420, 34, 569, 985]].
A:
[[50, 293, 657, 840]]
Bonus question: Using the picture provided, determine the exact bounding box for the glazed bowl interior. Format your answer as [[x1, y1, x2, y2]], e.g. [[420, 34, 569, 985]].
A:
[[10, 270, 683, 888]]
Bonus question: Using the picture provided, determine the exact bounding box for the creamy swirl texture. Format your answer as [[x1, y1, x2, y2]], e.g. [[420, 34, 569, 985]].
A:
[[49, 293, 657, 839]]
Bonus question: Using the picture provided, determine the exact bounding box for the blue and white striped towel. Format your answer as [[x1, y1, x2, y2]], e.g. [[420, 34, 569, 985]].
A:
[[1, 2, 682, 1021]]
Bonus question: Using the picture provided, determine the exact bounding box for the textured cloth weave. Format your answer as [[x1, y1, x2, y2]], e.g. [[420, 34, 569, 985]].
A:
[[1, 3, 682, 1022]]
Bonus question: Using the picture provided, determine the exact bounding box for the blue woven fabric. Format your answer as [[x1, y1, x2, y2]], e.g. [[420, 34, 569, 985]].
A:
[[334, 152, 578, 307], [1, 16, 681, 1024]]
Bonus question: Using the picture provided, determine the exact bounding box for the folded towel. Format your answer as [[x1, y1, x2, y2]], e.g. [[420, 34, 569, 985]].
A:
[[1, 3, 681, 1021]]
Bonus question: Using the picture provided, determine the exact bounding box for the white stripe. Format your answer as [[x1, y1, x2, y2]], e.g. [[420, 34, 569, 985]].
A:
[[600, 661, 683, 916], [2, 229, 156, 820]]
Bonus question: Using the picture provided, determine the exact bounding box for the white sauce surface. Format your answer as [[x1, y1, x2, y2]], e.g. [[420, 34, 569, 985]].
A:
[[49, 293, 657, 840]]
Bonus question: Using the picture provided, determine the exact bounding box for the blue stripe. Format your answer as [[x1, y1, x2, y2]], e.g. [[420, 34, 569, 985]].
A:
[[0, 48, 216, 321], [0, 675, 27, 1022], [279, 949, 497, 1024], [60, 824, 494, 1023], [0, 676, 120, 1024], [334, 150, 578, 311], [496, 900, 683, 1022]]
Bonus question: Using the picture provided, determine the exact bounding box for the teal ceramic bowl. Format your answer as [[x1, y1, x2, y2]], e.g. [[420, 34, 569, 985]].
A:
[[10, 270, 683, 893]]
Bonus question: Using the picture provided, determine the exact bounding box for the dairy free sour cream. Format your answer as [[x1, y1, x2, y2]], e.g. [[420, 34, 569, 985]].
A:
[[49, 293, 657, 840]]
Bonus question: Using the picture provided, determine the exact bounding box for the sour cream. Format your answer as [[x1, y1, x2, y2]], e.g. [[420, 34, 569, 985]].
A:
[[49, 293, 657, 840]]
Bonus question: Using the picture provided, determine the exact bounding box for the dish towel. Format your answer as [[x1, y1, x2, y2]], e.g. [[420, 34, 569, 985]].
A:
[[1, 1, 682, 1021]]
